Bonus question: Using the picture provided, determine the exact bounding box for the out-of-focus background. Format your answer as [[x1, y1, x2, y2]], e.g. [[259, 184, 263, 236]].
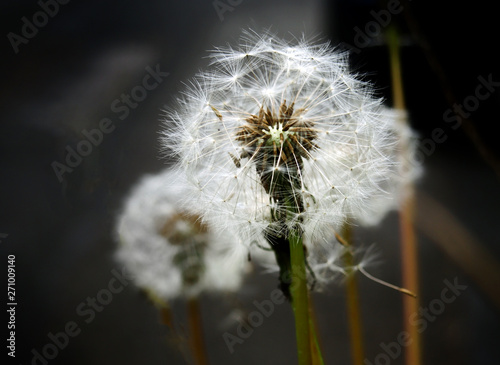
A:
[[1, 0, 499, 364]]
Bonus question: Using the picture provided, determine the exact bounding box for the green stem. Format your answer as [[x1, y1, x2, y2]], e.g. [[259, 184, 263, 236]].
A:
[[308, 294, 325, 365], [289, 230, 312, 365]]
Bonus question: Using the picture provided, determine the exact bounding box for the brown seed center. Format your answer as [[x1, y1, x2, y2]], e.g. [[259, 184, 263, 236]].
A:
[[235, 100, 318, 175]]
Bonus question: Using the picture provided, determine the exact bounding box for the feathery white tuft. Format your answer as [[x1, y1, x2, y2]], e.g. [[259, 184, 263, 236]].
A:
[[115, 169, 251, 300], [162, 29, 420, 260]]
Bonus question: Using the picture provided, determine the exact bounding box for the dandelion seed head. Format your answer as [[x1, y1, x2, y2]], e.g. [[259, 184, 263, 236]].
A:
[[161, 30, 420, 250], [115, 169, 251, 300]]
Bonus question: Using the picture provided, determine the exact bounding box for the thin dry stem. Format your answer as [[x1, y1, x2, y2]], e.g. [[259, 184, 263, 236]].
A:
[[387, 26, 422, 365], [187, 297, 209, 365], [341, 223, 365, 365]]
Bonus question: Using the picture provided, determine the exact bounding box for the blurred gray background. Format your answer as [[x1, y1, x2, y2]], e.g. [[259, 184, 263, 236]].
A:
[[1, 0, 499, 364]]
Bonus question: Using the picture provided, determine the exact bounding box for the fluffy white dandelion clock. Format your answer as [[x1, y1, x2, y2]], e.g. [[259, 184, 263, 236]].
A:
[[115, 169, 250, 300], [158, 31, 424, 363], [348, 107, 422, 226], [163, 31, 412, 245]]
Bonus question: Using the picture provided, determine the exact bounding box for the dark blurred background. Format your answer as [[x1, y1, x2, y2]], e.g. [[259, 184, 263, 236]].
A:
[[1, 1, 499, 364]]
